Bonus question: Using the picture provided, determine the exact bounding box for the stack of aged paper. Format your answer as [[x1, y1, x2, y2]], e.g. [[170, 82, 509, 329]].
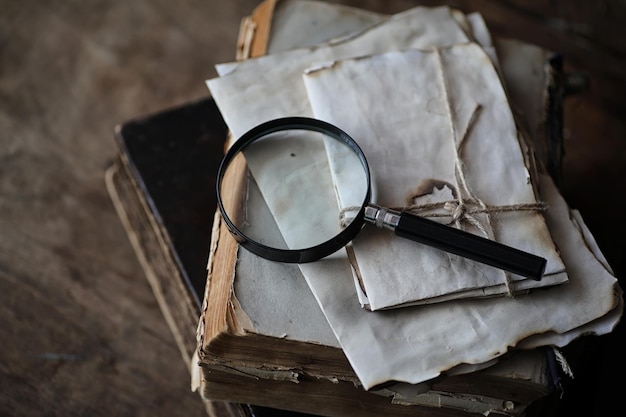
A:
[[202, 0, 622, 405], [208, 5, 568, 310]]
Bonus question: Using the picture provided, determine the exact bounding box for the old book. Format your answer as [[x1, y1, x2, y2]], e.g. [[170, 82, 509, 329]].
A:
[[104, 93, 561, 417], [196, 1, 572, 416], [104, 91, 560, 417]]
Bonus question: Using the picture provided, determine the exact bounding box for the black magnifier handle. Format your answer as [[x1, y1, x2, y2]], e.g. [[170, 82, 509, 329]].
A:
[[364, 204, 546, 280]]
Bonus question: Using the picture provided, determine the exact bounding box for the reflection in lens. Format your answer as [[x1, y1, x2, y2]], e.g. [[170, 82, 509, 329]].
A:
[[219, 128, 369, 252]]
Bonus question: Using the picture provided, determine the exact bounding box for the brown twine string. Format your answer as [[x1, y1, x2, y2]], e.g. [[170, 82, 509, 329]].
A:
[[436, 48, 514, 294], [339, 200, 548, 226], [394, 200, 548, 221]]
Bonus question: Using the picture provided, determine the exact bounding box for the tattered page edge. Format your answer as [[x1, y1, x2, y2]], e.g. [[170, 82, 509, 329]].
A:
[[212, 6, 459, 84], [196, 0, 274, 375], [198, 0, 387, 384], [367, 349, 553, 414], [515, 204, 623, 350], [198, 0, 369, 387], [241, 0, 278, 60], [570, 209, 613, 274]]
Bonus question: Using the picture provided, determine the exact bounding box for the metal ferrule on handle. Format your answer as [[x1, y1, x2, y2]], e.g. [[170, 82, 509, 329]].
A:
[[364, 204, 401, 230]]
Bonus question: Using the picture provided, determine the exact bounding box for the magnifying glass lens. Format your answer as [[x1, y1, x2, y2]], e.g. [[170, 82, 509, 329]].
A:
[[219, 127, 369, 254]]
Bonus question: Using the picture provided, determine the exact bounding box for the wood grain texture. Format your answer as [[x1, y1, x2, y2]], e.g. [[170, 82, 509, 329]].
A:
[[1, 1, 624, 416], [0, 1, 258, 415]]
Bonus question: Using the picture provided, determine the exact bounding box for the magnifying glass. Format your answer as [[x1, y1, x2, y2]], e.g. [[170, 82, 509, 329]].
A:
[[217, 117, 546, 280]]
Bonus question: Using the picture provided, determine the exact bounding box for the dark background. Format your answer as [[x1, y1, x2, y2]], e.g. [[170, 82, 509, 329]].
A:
[[1, 1, 624, 416]]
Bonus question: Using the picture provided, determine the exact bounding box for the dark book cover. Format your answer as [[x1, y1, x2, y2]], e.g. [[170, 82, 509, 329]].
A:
[[110, 96, 317, 417], [114, 97, 227, 307]]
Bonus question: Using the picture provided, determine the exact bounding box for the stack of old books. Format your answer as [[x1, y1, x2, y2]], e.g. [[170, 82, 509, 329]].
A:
[[107, 1, 623, 417]]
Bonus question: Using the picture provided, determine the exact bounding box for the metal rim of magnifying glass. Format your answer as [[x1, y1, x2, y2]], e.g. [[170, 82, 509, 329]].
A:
[[216, 117, 372, 263]]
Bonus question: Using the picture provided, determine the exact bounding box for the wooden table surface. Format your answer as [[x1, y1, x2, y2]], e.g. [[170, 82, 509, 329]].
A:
[[1, 1, 624, 416]]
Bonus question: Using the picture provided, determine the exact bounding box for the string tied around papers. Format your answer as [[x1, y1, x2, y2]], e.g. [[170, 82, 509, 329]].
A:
[[341, 102, 549, 295], [394, 197, 548, 296], [337, 93, 548, 294], [397, 103, 549, 248], [340, 200, 548, 231], [339, 195, 548, 296]]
